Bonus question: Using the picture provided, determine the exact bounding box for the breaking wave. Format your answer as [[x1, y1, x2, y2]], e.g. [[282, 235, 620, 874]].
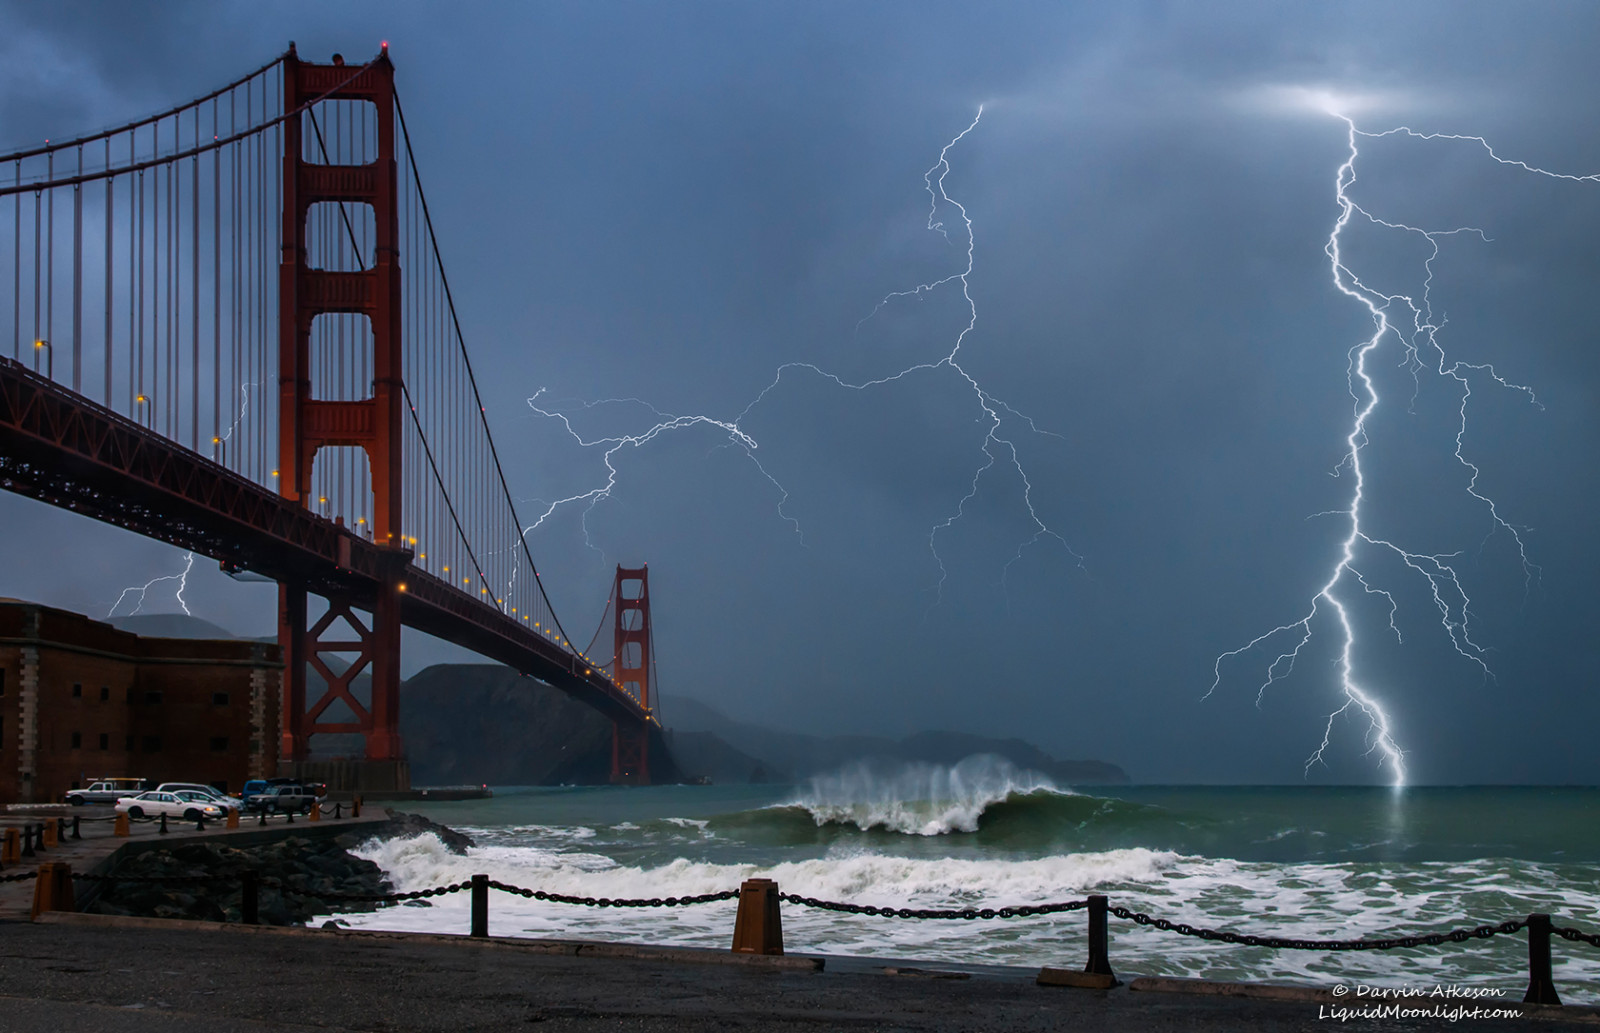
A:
[[777, 755, 1071, 836]]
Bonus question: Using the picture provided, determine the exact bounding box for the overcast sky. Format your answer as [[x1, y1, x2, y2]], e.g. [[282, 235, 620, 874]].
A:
[[2, 1, 1597, 784]]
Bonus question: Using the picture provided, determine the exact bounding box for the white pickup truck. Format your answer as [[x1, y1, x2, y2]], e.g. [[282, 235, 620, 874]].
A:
[[65, 778, 150, 805]]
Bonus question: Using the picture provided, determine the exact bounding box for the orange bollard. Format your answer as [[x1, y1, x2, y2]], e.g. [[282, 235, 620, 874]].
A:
[[352, 796, 362, 818], [2, 827, 18, 864], [41, 820, 57, 848], [30, 862, 75, 919], [113, 813, 130, 837], [309, 801, 321, 823], [226, 808, 240, 829], [731, 878, 784, 955]]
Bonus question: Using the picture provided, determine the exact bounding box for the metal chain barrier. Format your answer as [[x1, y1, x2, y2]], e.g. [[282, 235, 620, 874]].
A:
[[1, 870, 39, 883], [487, 879, 738, 908], [779, 893, 1089, 921], [1555, 925, 1600, 949], [1106, 903, 1527, 951], [272, 879, 472, 904]]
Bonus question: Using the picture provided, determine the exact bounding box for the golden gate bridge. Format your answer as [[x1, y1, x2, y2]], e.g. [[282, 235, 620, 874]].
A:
[[0, 44, 659, 786]]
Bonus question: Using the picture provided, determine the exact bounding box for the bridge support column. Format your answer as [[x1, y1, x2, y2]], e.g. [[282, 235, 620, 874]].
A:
[[610, 566, 653, 786], [277, 45, 408, 780]]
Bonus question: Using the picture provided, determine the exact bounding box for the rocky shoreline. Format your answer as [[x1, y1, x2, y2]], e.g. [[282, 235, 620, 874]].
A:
[[86, 810, 471, 926]]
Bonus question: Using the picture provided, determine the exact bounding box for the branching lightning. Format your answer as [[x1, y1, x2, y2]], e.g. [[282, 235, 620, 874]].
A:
[[107, 551, 195, 618], [1207, 109, 1580, 785], [524, 108, 1078, 603]]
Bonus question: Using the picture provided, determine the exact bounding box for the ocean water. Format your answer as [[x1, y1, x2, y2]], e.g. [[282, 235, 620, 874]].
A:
[[327, 757, 1600, 999]]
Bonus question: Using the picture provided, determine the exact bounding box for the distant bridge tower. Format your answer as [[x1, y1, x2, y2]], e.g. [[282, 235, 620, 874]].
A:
[[276, 45, 410, 787], [611, 565, 653, 785]]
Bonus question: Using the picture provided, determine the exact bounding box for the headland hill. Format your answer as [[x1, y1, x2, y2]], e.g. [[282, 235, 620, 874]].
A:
[[109, 613, 1130, 788]]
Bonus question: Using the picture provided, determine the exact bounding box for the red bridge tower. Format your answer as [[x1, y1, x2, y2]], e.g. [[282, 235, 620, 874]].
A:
[[276, 46, 410, 789], [611, 565, 653, 785]]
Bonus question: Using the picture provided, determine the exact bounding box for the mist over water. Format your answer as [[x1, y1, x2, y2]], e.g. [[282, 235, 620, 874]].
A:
[[327, 768, 1600, 999]]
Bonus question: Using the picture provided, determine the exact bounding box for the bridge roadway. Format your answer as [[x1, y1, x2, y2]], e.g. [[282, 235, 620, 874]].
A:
[[0, 356, 647, 726]]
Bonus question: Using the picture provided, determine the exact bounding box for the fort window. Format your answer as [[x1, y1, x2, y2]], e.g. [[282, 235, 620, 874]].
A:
[[70, 731, 82, 749], [99, 733, 109, 751], [72, 682, 82, 698], [210, 737, 229, 752], [100, 686, 110, 701], [125, 687, 135, 703], [212, 692, 229, 706], [1, 668, 6, 694]]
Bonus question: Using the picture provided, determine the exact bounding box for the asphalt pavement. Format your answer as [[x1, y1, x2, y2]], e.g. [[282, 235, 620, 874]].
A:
[[1, 915, 1595, 1032]]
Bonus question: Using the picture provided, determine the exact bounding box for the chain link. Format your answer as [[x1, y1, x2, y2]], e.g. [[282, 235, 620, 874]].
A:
[[1106, 904, 1527, 950], [778, 893, 1090, 920], [0, 870, 39, 883], [1555, 926, 1600, 949], [487, 879, 738, 908]]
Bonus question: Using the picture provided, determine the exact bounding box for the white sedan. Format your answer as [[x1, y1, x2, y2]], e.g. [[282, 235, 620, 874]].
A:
[[113, 791, 226, 821]]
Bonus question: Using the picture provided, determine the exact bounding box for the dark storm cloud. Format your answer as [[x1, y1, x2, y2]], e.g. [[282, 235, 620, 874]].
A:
[[2, 1, 1597, 783]]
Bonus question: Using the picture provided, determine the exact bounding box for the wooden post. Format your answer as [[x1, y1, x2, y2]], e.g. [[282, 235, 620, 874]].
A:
[[226, 809, 240, 829], [113, 813, 130, 837], [1, 827, 18, 863], [30, 862, 75, 918], [731, 878, 784, 955], [41, 820, 57, 848]]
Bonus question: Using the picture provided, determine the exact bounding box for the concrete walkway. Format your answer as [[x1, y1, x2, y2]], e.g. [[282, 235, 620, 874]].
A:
[[0, 914, 1594, 1032]]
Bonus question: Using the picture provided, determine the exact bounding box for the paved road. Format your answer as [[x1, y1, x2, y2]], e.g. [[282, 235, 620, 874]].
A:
[[0, 917, 1593, 1032]]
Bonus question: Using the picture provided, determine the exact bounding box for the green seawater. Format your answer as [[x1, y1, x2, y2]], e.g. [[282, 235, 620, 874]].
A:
[[337, 773, 1600, 998]]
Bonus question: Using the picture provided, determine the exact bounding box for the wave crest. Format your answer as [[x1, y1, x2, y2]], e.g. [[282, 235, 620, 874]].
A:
[[784, 755, 1070, 836]]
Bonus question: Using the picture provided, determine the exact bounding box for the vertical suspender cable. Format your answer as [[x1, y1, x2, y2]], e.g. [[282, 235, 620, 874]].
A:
[[73, 145, 82, 391], [104, 141, 112, 404]]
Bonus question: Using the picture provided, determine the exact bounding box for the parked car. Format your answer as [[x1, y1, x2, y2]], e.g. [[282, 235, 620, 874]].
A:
[[155, 783, 242, 812], [114, 791, 226, 821], [64, 778, 151, 805], [245, 784, 318, 815]]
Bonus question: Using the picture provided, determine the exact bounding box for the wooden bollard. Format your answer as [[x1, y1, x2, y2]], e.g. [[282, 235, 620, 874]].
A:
[[30, 861, 75, 919], [226, 809, 240, 829], [2, 827, 19, 863], [113, 813, 130, 837], [731, 877, 783, 955], [309, 801, 321, 823], [41, 820, 56, 848], [352, 796, 362, 818]]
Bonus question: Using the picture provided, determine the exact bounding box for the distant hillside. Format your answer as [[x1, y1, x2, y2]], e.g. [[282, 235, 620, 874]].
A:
[[109, 613, 239, 640], [401, 664, 683, 785], [664, 696, 1130, 784]]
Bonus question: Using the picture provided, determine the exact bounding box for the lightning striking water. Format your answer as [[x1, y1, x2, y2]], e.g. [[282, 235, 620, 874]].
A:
[[107, 551, 195, 619], [524, 108, 1077, 602], [1208, 111, 1574, 785]]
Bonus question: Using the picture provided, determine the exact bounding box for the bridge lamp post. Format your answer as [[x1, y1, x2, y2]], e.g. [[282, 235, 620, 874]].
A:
[[212, 436, 226, 468], [134, 392, 151, 427], [33, 339, 51, 380]]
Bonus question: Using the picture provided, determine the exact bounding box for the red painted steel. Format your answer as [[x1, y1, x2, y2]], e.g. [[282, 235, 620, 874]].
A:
[[0, 357, 648, 725], [277, 46, 406, 762], [611, 565, 652, 784]]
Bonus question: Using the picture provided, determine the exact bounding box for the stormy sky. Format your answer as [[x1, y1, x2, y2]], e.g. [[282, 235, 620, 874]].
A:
[[2, 1, 1597, 784]]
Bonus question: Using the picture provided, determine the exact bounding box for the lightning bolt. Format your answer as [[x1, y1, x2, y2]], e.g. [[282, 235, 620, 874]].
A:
[[523, 108, 1078, 605], [1208, 111, 1572, 785], [107, 551, 195, 619]]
